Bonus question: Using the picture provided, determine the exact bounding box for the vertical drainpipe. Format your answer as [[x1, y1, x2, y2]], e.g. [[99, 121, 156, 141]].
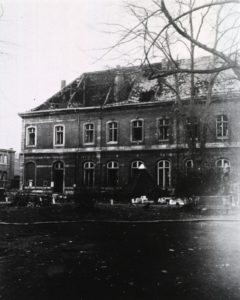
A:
[[96, 104, 103, 196], [19, 118, 25, 190], [74, 109, 80, 192]]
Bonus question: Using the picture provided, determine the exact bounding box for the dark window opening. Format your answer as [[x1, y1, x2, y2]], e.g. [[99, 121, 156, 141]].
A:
[[84, 123, 94, 144], [84, 162, 95, 186], [107, 161, 119, 187], [158, 118, 170, 140], [132, 120, 143, 142], [139, 90, 155, 102], [27, 127, 36, 146], [186, 117, 199, 141]]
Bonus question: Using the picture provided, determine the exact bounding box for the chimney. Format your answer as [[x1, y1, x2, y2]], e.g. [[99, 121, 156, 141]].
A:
[[61, 80, 66, 89]]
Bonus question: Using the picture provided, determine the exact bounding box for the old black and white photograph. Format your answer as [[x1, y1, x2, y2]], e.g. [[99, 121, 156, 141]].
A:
[[0, 0, 240, 299]]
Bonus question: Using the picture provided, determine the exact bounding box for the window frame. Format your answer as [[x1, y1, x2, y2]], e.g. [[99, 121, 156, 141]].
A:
[[131, 160, 144, 178], [157, 160, 171, 189], [53, 124, 65, 146], [186, 117, 199, 141], [106, 121, 118, 144], [215, 158, 230, 170], [185, 159, 194, 175], [83, 161, 95, 186], [26, 126, 37, 147], [131, 119, 144, 143], [107, 161, 119, 186], [83, 122, 95, 145], [157, 117, 170, 141], [216, 114, 229, 139]]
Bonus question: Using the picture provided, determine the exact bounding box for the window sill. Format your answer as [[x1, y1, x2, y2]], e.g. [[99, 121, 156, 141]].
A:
[[158, 139, 169, 143], [131, 140, 144, 144], [216, 137, 229, 140]]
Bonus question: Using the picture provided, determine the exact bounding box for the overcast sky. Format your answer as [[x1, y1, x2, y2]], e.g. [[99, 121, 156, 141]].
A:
[[0, 0, 230, 153], [0, 0, 130, 152]]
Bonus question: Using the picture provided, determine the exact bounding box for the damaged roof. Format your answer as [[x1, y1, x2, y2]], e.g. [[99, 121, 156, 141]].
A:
[[30, 56, 240, 112]]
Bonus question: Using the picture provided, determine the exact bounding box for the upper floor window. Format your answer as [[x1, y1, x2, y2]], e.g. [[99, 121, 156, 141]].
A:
[[216, 115, 228, 139], [157, 118, 170, 141], [84, 123, 95, 144], [26, 126, 36, 146], [107, 121, 118, 143], [131, 119, 144, 142], [3, 155, 7, 164], [186, 117, 199, 141], [83, 161, 95, 186], [54, 125, 65, 146]]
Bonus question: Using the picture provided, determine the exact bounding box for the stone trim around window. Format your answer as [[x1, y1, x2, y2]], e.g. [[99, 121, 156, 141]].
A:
[[53, 124, 65, 147], [26, 125, 37, 147]]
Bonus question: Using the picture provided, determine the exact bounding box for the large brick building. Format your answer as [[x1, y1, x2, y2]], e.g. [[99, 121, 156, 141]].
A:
[[19, 59, 240, 199]]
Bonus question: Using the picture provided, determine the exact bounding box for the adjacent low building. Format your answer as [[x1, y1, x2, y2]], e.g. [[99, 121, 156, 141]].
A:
[[19, 59, 240, 199], [0, 149, 15, 190]]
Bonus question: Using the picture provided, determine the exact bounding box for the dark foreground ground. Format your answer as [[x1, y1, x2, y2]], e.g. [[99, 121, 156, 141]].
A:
[[0, 211, 240, 300]]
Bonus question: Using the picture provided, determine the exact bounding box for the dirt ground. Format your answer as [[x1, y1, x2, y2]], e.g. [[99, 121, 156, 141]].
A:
[[0, 203, 239, 223], [0, 220, 239, 299], [0, 205, 239, 299]]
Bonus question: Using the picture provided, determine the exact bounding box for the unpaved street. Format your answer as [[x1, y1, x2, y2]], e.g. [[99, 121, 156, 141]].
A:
[[0, 221, 239, 299]]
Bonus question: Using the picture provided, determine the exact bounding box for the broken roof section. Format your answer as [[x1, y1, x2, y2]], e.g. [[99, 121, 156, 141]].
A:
[[32, 57, 240, 112]]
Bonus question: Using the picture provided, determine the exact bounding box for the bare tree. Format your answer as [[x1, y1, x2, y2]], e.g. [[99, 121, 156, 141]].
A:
[[103, 0, 240, 193]]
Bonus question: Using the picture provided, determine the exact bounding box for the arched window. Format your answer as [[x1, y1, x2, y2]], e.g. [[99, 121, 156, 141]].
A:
[[157, 160, 171, 188], [216, 159, 230, 173], [53, 161, 64, 170], [131, 160, 144, 178], [185, 159, 194, 175], [107, 161, 119, 186], [83, 162, 95, 186], [25, 162, 36, 187]]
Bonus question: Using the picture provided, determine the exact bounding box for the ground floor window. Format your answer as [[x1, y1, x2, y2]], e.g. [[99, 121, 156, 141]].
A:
[[84, 162, 95, 186], [157, 160, 171, 188], [216, 158, 230, 179], [131, 160, 144, 178], [185, 159, 194, 175], [107, 161, 119, 187]]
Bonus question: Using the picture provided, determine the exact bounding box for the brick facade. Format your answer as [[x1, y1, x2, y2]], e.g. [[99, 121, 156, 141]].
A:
[[19, 63, 240, 198]]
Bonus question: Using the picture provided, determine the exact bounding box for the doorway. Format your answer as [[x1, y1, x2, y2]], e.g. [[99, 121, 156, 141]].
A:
[[53, 161, 64, 193]]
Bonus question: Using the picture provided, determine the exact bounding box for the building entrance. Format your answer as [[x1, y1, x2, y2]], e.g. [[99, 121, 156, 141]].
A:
[[53, 161, 64, 193]]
